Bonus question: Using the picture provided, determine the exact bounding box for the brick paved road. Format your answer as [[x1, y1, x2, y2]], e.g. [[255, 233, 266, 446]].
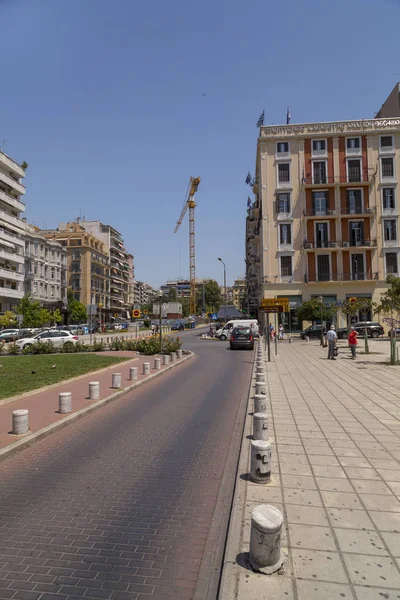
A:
[[0, 331, 252, 600]]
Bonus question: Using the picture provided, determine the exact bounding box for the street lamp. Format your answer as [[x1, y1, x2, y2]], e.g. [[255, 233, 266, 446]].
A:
[[218, 257, 227, 323], [317, 295, 324, 346], [158, 290, 163, 354]]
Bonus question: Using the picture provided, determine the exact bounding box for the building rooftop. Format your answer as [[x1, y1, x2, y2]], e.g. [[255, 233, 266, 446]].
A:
[[260, 116, 400, 138]]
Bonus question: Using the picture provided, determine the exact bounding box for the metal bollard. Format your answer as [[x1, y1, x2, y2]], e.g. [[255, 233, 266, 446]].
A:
[[176, 349, 182, 359], [253, 412, 269, 441], [163, 354, 170, 365], [154, 357, 161, 370], [254, 393, 267, 414], [256, 372, 266, 383], [170, 352, 177, 363], [143, 362, 150, 375], [112, 373, 121, 389], [255, 381, 266, 396], [59, 392, 72, 414], [129, 367, 138, 381], [12, 409, 29, 435], [250, 440, 272, 483], [249, 504, 284, 574], [89, 381, 100, 400]]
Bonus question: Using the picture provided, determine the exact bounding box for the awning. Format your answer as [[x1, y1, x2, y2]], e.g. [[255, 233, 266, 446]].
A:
[[0, 239, 15, 249], [0, 220, 24, 234]]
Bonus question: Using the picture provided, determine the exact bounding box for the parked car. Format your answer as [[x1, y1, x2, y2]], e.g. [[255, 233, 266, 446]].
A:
[[388, 328, 400, 337], [55, 325, 80, 335], [0, 329, 19, 343], [336, 322, 384, 340], [16, 330, 79, 350], [300, 324, 326, 340], [230, 327, 255, 351], [216, 319, 259, 341]]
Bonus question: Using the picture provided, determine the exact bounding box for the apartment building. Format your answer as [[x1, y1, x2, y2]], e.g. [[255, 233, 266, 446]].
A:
[[160, 278, 209, 299], [0, 152, 26, 312], [248, 113, 400, 329], [24, 225, 67, 306], [79, 220, 132, 319], [232, 278, 246, 310], [133, 280, 158, 305], [41, 222, 110, 317]]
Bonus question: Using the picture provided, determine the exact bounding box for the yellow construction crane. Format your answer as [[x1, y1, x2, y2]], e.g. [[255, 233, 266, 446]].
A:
[[174, 177, 201, 316]]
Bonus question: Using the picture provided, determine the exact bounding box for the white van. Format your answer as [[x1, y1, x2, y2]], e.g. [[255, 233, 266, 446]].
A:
[[215, 319, 259, 341]]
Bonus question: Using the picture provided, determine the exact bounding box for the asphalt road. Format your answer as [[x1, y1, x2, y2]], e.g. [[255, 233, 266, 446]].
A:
[[0, 329, 253, 600]]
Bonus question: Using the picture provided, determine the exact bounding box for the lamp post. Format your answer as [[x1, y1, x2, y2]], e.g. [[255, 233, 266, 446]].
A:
[[159, 290, 163, 354], [218, 257, 227, 323], [317, 295, 324, 346]]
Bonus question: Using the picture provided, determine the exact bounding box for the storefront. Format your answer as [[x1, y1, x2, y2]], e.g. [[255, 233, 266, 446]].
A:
[[277, 295, 303, 333]]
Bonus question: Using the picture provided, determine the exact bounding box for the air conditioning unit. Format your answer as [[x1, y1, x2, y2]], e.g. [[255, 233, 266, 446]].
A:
[[328, 210, 337, 216], [342, 241, 350, 248], [304, 242, 313, 249], [366, 207, 374, 214], [328, 241, 337, 248]]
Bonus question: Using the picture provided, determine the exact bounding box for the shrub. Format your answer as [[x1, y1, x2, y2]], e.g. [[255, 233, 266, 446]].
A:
[[92, 340, 105, 352], [74, 341, 89, 353], [163, 336, 182, 354], [125, 340, 137, 351], [110, 338, 126, 351], [8, 343, 20, 355], [143, 319, 151, 328], [29, 341, 55, 355]]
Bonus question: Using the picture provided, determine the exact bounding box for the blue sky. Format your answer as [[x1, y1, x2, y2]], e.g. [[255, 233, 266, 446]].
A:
[[2, 0, 400, 287]]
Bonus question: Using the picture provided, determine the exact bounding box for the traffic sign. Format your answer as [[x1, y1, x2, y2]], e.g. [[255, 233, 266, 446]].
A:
[[132, 309, 141, 318], [211, 313, 217, 320], [349, 297, 357, 303], [87, 304, 97, 316], [143, 309, 148, 314]]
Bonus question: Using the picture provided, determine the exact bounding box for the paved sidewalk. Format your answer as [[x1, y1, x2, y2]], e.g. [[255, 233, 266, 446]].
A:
[[221, 339, 400, 600], [0, 352, 188, 453]]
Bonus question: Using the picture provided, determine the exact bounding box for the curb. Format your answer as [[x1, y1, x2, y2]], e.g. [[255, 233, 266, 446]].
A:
[[0, 352, 194, 462], [0, 356, 139, 407]]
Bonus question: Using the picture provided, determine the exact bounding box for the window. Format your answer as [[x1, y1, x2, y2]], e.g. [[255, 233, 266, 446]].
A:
[[386, 253, 398, 274], [346, 189, 362, 214], [315, 223, 329, 247], [277, 193, 290, 213], [348, 159, 361, 182], [312, 191, 328, 215], [383, 188, 395, 210], [381, 136, 393, 148], [384, 219, 397, 241], [347, 137, 360, 149], [382, 158, 394, 178], [351, 254, 364, 280], [280, 256, 292, 277], [278, 163, 290, 183], [277, 142, 289, 153], [313, 161, 327, 184], [51, 268, 55, 280], [317, 255, 330, 281], [349, 221, 364, 246], [279, 224, 292, 245], [312, 139, 326, 151]]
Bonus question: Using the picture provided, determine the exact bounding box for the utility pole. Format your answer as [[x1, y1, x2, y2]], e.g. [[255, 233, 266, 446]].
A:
[[218, 258, 227, 322]]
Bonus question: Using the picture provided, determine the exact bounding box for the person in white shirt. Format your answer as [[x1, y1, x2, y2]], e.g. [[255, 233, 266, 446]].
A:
[[326, 325, 337, 360]]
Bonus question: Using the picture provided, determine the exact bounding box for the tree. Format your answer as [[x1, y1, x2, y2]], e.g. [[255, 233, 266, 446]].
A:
[[52, 308, 63, 325], [296, 298, 336, 323], [181, 297, 190, 318], [17, 295, 51, 327], [0, 311, 17, 328], [374, 276, 400, 364], [168, 287, 177, 302], [339, 297, 372, 354], [67, 289, 87, 324]]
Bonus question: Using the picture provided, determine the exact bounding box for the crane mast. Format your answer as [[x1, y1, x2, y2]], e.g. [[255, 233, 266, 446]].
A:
[[174, 177, 200, 317]]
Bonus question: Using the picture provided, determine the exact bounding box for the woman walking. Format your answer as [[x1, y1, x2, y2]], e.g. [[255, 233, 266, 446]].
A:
[[348, 326, 358, 359]]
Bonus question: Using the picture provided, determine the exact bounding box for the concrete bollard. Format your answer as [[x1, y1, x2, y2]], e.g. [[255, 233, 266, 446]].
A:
[[254, 393, 267, 414], [250, 440, 272, 483], [176, 349, 182, 360], [170, 352, 177, 363], [112, 373, 122, 389], [154, 357, 161, 370], [256, 367, 265, 376], [163, 354, 170, 365], [255, 381, 266, 396], [107, 337, 110, 344], [59, 392, 72, 414], [143, 362, 150, 375], [12, 409, 29, 435], [89, 381, 100, 400], [289, 337, 292, 344], [305, 336, 309, 342], [256, 372, 266, 384], [253, 412, 269, 441], [249, 504, 284, 574], [129, 367, 138, 381]]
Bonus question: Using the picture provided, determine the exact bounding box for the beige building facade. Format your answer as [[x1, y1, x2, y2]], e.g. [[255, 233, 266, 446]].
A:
[[247, 116, 400, 329]]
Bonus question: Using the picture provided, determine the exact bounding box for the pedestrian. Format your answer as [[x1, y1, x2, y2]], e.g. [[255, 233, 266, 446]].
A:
[[326, 324, 337, 360], [278, 324, 284, 340], [269, 323, 274, 339], [151, 324, 155, 336], [155, 324, 159, 335], [348, 326, 358, 359]]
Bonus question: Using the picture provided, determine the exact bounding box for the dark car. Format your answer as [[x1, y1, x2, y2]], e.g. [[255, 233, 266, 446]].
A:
[[388, 328, 400, 337], [336, 321, 384, 340], [300, 324, 326, 340], [230, 326, 254, 351]]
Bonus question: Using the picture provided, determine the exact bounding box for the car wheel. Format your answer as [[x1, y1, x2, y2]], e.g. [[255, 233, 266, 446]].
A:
[[220, 335, 227, 341], [371, 330, 380, 338]]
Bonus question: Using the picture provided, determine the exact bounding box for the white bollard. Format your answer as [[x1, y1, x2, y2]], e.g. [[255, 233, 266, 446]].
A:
[[176, 349, 182, 360], [59, 392, 72, 414], [170, 352, 177, 363], [254, 394, 267, 414], [253, 412, 269, 441], [112, 373, 121, 389], [154, 357, 161, 370], [255, 382, 266, 396], [143, 362, 150, 375], [256, 372, 266, 384], [289, 337, 292, 344], [256, 368, 265, 377], [12, 409, 29, 435], [249, 505, 284, 574], [305, 336, 309, 342], [129, 367, 138, 381], [163, 354, 170, 365], [251, 440, 272, 483], [89, 381, 100, 400]]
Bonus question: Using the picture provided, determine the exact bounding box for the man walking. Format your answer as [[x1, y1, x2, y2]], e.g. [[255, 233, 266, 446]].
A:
[[326, 324, 337, 360]]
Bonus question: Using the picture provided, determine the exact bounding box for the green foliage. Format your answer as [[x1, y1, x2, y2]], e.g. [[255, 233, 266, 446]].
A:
[[125, 340, 137, 351], [17, 295, 51, 328], [0, 311, 17, 328], [110, 338, 125, 351], [7, 343, 19, 355], [196, 280, 222, 314], [296, 298, 336, 323], [92, 340, 106, 352], [21, 161, 28, 170], [24, 341, 55, 355], [168, 287, 177, 301], [67, 289, 87, 324], [181, 297, 190, 317], [143, 319, 151, 328], [52, 309, 63, 324], [375, 276, 400, 364]]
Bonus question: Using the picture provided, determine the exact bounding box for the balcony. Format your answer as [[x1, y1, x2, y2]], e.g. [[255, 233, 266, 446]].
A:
[[382, 207, 398, 216], [303, 208, 338, 218], [341, 207, 375, 216], [0, 267, 24, 281], [0, 209, 25, 231], [275, 150, 291, 160], [0, 248, 24, 264], [341, 239, 377, 249], [304, 241, 340, 250], [383, 239, 399, 248], [309, 272, 378, 283], [304, 173, 371, 188], [0, 286, 23, 299], [0, 170, 25, 195], [312, 148, 328, 158], [277, 211, 293, 221], [0, 188, 25, 212]]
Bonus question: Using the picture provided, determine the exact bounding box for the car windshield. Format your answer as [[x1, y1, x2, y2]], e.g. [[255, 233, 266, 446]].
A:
[[232, 328, 251, 337]]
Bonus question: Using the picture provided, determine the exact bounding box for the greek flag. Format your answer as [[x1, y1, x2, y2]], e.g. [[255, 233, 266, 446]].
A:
[[247, 196, 252, 208], [256, 110, 264, 127], [286, 105, 291, 124], [245, 172, 252, 185]]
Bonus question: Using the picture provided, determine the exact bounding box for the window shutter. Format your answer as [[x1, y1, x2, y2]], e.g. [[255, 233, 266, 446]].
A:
[[326, 190, 330, 211]]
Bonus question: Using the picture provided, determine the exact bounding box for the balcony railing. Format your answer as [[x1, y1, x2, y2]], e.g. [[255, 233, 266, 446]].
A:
[[341, 207, 375, 216], [0, 188, 25, 210], [304, 239, 377, 249], [308, 271, 379, 283], [304, 241, 340, 249], [0, 170, 25, 194], [303, 173, 371, 186], [0, 286, 23, 298], [0, 267, 24, 281], [303, 208, 338, 217]]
